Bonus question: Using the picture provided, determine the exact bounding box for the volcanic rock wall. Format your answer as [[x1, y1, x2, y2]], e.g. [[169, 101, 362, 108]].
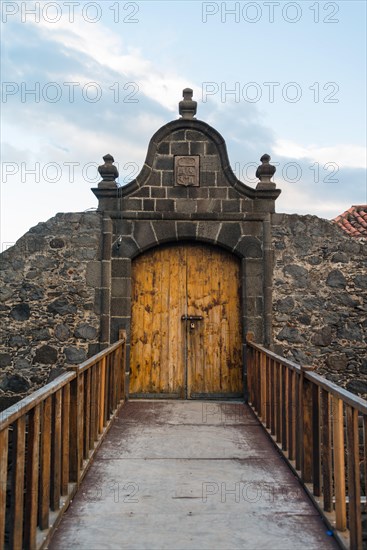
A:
[[0, 212, 102, 409], [0, 210, 366, 408], [272, 213, 367, 397]]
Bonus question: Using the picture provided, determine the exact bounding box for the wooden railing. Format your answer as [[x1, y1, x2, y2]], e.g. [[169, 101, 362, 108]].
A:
[[0, 337, 126, 550], [246, 339, 366, 550]]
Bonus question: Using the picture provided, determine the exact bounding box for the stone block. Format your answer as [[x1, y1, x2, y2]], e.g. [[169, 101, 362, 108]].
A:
[[190, 142, 205, 155], [197, 222, 221, 243], [157, 142, 169, 154], [111, 278, 131, 298], [55, 324, 71, 341], [175, 199, 197, 214], [133, 186, 150, 198], [74, 323, 98, 341], [200, 171, 217, 187], [146, 170, 161, 186], [209, 188, 227, 199], [218, 223, 241, 249], [47, 298, 76, 315], [205, 142, 217, 155], [177, 222, 198, 240], [110, 316, 131, 343], [162, 171, 174, 186], [150, 187, 166, 198], [114, 220, 133, 236], [111, 297, 131, 317], [155, 156, 173, 170], [326, 269, 346, 288], [35, 345, 58, 364], [86, 261, 101, 287], [170, 142, 189, 155], [156, 199, 175, 213], [10, 303, 31, 320], [64, 347, 87, 364], [143, 199, 155, 211], [167, 187, 188, 199], [120, 198, 142, 212], [186, 130, 205, 141], [235, 236, 262, 258], [311, 326, 333, 347], [0, 353, 12, 368], [170, 130, 186, 141], [277, 326, 304, 343], [196, 199, 221, 213], [133, 221, 157, 250], [112, 237, 139, 259], [188, 188, 209, 199], [222, 200, 241, 213], [152, 221, 177, 243], [111, 259, 131, 278]]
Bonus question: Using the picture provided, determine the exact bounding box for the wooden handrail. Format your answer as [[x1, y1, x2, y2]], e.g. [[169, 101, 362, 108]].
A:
[[246, 338, 366, 550], [0, 338, 126, 550]]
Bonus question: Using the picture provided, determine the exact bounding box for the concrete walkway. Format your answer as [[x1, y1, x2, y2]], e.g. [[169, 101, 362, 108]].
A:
[[49, 401, 338, 550]]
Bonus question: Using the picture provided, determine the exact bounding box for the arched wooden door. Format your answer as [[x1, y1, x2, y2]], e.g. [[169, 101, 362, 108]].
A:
[[130, 243, 243, 398]]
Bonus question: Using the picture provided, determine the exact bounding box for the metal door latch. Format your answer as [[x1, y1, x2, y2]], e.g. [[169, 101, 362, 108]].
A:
[[190, 322, 195, 330], [181, 315, 203, 321]]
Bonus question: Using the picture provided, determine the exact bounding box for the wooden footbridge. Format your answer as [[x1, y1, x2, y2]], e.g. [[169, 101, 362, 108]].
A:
[[1, 337, 366, 549]]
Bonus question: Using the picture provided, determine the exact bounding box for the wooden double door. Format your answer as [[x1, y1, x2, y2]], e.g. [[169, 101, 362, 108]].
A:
[[130, 244, 243, 398]]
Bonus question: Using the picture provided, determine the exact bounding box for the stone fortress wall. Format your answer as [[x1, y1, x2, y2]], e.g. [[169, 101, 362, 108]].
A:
[[0, 209, 366, 409], [0, 212, 102, 409], [271, 213, 367, 396]]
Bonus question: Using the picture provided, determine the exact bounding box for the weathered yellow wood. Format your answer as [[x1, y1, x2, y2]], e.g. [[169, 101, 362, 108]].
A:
[[51, 390, 62, 511], [61, 384, 70, 495], [39, 397, 51, 530], [346, 406, 362, 549], [130, 244, 242, 397], [24, 405, 40, 550], [332, 396, 347, 531], [0, 428, 8, 548], [10, 416, 26, 550]]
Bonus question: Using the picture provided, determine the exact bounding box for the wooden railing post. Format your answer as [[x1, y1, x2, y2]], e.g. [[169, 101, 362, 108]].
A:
[[301, 370, 313, 483], [51, 390, 62, 511], [245, 339, 367, 549], [332, 396, 347, 531], [346, 405, 362, 549], [321, 389, 332, 512], [39, 397, 51, 531], [24, 405, 40, 550], [0, 339, 126, 550], [61, 384, 70, 496], [0, 427, 8, 547], [69, 373, 81, 484], [10, 417, 26, 550]]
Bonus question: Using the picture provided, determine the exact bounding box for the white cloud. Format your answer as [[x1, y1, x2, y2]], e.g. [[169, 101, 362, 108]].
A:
[[32, 15, 193, 112], [273, 139, 366, 169]]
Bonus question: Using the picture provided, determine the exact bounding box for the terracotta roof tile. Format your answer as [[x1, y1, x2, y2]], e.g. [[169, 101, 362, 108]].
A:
[[332, 205, 367, 238]]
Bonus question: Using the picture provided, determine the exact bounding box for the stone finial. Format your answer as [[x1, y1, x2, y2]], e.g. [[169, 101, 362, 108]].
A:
[[256, 154, 276, 190], [97, 154, 119, 188], [179, 88, 197, 119]]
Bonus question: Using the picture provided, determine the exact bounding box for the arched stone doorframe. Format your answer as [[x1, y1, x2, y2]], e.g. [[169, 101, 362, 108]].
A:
[[101, 213, 273, 396]]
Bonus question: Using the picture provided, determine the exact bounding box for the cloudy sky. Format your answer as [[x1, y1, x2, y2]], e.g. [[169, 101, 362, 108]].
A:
[[1, 0, 366, 248]]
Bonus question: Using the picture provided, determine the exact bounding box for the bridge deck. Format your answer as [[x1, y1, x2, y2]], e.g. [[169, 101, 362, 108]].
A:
[[48, 401, 338, 550]]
